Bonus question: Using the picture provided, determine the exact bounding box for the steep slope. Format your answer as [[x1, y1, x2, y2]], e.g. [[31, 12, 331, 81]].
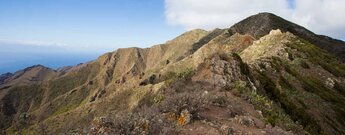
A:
[[241, 30, 345, 134], [0, 61, 102, 134], [228, 12, 345, 62], [0, 13, 344, 135], [0, 65, 57, 100], [0, 65, 58, 131]]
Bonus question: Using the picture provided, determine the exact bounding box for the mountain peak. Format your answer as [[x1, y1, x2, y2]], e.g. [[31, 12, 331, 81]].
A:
[[228, 12, 345, 62], [3, 64, 57, 86], [254, 12, 281, 18], [247, 12, 281, 22], [23, 64, 49, 71], [228, 12, 309, 39]]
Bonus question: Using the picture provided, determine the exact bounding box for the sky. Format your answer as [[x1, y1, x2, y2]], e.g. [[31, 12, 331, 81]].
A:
[[0, 0, 344, 74], [165, 0, 345, 39], [0, 0, 184, 51]]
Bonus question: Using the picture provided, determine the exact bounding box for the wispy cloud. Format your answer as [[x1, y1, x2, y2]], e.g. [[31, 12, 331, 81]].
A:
[[0, 39, 67, 47], [0, 39, 111, 54], [165, 0, 345, 39]]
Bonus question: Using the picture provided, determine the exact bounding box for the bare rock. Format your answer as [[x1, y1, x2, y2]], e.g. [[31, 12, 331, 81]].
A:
[[178, 109, 192, 126], [325, 78, 335, 88], [235, 116, 255, 127]]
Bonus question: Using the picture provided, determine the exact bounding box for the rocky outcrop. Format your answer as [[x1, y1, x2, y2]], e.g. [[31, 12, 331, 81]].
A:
[[240, 29, 295, 63]]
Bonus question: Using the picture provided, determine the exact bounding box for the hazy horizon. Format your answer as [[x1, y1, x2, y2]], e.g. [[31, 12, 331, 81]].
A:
[[0, 42, 103, 74]]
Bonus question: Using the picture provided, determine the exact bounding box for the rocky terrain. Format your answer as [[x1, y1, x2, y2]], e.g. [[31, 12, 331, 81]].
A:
[[0, 13, 345, 135]]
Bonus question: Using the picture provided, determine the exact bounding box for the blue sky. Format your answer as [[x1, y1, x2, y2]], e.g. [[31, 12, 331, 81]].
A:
[[0, 0, 184, 51], [0, 0, 184, 73], [287, 0, 296, 9], [0, 0, 344, 74]]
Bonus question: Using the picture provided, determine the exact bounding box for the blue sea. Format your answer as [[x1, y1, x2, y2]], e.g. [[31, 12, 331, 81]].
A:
[[0, 43, 106, 74]]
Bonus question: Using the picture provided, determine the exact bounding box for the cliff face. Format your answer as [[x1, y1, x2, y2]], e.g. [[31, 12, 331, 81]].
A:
[[1, 13, 345, 135]]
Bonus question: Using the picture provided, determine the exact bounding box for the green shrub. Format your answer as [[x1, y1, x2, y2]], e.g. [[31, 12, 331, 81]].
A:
[[299, 60, 310, 69], [176, 68, 194, 79], [334, 82, 345, 97], [287, 39, 345, 77], [233, 81, 247, 94], [163, 68, 194, 85], [300, 76, 343, 103], [253, 71, 323, 134]]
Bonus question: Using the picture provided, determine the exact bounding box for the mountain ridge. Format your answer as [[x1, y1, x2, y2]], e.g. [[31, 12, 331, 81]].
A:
[[0, 13, 345, 135]]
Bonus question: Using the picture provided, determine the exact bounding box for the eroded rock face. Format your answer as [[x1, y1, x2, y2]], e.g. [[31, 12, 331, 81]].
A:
[[192, 54, 249, 91]]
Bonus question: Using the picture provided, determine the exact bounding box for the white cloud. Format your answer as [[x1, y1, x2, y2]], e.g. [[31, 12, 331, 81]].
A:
[[165, 0, 345, 39]]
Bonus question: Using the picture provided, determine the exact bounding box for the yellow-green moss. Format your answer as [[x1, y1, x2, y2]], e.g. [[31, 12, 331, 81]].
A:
[[52, 104, 78, 117]]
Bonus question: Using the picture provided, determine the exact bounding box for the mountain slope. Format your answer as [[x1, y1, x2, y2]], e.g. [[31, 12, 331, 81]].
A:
[[241, 30, 345, 134], [0, 13, 345, 135]]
